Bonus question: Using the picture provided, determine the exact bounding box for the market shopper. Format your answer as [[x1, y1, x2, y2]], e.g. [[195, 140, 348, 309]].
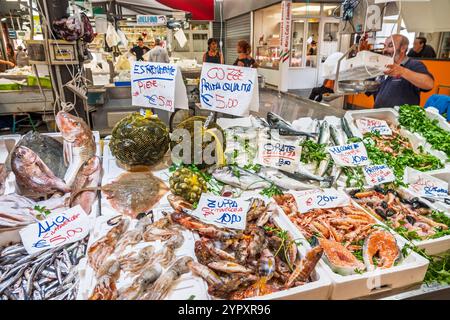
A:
[[233, 40, 258, 68], [203, 38, 224, 64], [148, 38, 170, 63], [130, 37, 150, 61], [407, 37, 437, 59], [371, 34, 434, 108]]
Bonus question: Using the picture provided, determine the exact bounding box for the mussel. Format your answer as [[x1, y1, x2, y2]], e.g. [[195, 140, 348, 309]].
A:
[[406, 215, 416, 225], [375, 208, 387, 220]]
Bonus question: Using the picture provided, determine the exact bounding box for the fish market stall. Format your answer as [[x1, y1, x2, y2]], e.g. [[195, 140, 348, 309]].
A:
[[1, 100, 450, 300]]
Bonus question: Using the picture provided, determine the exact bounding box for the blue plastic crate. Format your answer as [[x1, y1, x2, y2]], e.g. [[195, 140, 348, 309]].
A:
[[114, 81, 131, 87]]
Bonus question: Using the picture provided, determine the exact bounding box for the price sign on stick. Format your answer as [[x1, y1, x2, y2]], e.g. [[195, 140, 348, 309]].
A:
[[363, 164, 396, 186], [199, 63, 259, 116], [356, 118, 392, 136], [131, 61, 188, 112], [327, 142, 370, 167], [295, 188, 351, 213], [20, 205, 91, 254], [405, 167, 448, 199], [257, 138, 301, 173], [192, 194, 250, 230]]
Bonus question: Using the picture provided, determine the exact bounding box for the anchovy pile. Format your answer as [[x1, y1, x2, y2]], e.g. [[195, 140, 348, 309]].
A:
[[0, 240, 87, 300]]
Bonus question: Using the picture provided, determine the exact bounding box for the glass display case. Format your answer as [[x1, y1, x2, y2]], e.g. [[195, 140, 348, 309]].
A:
[[439, 32, 450, 59], [256, 45, 280, 69]]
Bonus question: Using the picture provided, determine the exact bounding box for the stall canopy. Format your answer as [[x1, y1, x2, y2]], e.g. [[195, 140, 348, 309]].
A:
[[401, 0, 450, 33], [92, 0, 215, 20]]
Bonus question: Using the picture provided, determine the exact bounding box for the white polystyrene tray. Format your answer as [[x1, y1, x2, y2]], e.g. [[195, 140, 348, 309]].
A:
[[275, 198, 429, 300], [77, 207, 210, 300], [345, 109, 448, 164]]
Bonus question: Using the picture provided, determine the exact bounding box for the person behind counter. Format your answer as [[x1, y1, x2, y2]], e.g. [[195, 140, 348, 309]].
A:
[[203, 38, 224, 64], [371, 34, 434, 108], [130, 37, 150, 61], [233, 40, 258, 68], [407, 37, 437, 59], [148, 38, 170, 63]]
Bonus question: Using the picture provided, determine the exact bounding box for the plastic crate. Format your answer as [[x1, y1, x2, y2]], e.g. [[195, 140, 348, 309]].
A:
[[27, 75, 52, 88]]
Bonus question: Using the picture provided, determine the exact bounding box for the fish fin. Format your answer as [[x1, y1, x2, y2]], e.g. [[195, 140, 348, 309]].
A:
[[63, 141, 72, 167]]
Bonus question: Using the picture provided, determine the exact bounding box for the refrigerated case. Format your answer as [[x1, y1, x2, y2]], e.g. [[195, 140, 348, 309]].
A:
[[438, 32, 450, 59]]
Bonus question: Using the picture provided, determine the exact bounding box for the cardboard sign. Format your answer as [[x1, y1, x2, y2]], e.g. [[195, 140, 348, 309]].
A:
[[131, 61, 188, 112], [19, 206, 90, 254], [327, 142, 370, 167], [257, 138, 301, 173], [405, 167, 448, 199], [363, 164, 396, 186], [295, 188, 351, 213], [199, 63, 259, 116], [191, 194, 249, 230], [356, 118, 392, 135]]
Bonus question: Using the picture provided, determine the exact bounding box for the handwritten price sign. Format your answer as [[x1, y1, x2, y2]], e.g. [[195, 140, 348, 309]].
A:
[[405, 167, 448, 199], [295, 188, 350, 213], [192, 194, 249, 230], [257, 138, 301, 173], [356, 118, 392, 136], [327, 142, 370, 167], [363, 164, 396, 186], [19, 206, 90, 254], [132, 62, 188, 112], [199, 63, 258, 116]]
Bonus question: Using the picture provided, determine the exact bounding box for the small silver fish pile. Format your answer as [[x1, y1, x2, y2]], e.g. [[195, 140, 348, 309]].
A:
[[0, 240, 87, 300]]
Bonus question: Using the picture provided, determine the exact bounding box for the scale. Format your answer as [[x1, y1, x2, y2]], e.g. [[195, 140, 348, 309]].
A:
[[322, 45, 393, 102]]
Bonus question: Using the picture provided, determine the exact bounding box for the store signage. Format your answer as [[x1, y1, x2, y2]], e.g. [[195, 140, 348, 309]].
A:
[[356, 117, 392, 135], [8, 29, 16, 39], [257, 138, 301, 173], [19, 206, 90, 254], [279, 1, 292, 64], [366, 4, 382, 31], [295, 188, 350, 213], [363, 164, 396, 186], [327, 142, 370, 167], [136, 15, 167, 26], [199, 62, 259, 116], [192, 194, 249, 230], [405, 167, 448, 199], [131, 61, 188, 112]]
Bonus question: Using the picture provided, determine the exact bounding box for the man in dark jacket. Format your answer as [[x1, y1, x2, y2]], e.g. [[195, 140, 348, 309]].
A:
[[407, 37, 436, 58]]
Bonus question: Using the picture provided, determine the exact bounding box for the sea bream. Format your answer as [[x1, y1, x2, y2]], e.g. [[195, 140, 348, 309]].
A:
[[11, 146, 70, 198], [56, 111, 96, 186], [267, 112, 316, 138]]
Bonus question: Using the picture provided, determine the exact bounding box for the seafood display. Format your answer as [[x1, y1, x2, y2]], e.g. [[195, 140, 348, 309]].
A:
[[169, 197, 323, 299], [102, 171, 169, 218], [0, 240, 87, 300], [84, 211, 195, 300], [351, 188, 450, 241], [274, 194, 403, 275]]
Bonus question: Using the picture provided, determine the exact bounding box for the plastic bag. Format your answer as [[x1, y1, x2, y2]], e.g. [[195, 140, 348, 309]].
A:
[[114, 54, 131, 72], [106, 23, 120, 47], [52, 6, 94, 43], [117, 29, 128, 48]]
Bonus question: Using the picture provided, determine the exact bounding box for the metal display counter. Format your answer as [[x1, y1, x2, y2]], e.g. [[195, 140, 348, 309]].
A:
[[0, 88, 54, 114]]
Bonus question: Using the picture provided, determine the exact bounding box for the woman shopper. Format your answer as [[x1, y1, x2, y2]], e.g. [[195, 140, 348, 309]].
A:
[[233, 40, 258, 68], [203, 38, 224, 64]]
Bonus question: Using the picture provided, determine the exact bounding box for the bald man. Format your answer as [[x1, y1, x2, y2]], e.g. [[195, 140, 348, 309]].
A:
[[372, 34, 434, 108]]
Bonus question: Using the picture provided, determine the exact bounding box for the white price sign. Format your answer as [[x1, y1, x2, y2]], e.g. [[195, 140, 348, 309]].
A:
[[405, 167, 448, 199], [363, 164, 396, 186], [199, 63, 259, 116], [295, 188, 351, 213], [327, 142, 370, 167], [191, 194, 250, 230], [257, 138, 301, 173], [19, 206, 90, 254], [356, 118, 392, 136], [131, 62, 188, 112]]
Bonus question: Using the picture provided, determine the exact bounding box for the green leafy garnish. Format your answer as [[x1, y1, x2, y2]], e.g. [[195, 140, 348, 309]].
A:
[[260, 184, 283, 198], [300, 139, 327, 165], [33, 205, 51, 216]]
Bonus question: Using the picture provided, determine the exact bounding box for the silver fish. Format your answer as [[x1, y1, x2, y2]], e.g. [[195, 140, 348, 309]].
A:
[[267, 112, 316, 138], [330, 124, 347, 146], [212, 166, 271, 190]]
